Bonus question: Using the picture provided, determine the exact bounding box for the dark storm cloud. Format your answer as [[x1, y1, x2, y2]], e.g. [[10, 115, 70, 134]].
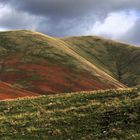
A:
[[2, 0, 140, 18], [0, 0, 140, 45]]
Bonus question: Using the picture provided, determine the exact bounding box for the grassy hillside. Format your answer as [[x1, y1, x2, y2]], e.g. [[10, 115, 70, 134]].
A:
[[0, 88, 140, 139], [0, 30, 124, 97], [63, 36, 140, 86]]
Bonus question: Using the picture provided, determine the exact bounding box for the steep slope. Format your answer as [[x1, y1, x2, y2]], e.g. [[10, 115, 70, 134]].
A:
[[0, 82, 38, 100], [63, 36, 140, 86], [0, 30, 124, 95], [0, 88, 140, 139]]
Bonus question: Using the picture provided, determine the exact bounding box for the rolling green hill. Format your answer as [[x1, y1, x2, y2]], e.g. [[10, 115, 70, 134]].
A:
[[0, 30, 126, 98], [63, 36, 140, 86], [0, 88, 140, 139], [0, 30, 140, 99]]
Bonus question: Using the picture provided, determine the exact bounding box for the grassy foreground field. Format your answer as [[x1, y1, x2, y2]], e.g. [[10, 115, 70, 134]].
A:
[[0, 88, 140, 140]]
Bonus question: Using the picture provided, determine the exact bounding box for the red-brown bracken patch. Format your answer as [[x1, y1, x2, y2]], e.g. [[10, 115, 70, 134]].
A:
[[0, 82, 39, 100], [0, 55, 116, 99]]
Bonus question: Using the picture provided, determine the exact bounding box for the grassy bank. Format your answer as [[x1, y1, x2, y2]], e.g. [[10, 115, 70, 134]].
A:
[[0, 88, 140, 139]]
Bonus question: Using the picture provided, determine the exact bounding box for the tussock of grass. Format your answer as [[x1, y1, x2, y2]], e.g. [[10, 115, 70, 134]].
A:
[[0, 88, 140, 139]]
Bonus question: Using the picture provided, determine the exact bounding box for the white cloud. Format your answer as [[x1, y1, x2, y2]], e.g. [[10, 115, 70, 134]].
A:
[[0, 4, 43, 31], [87, 11, 139, 39]]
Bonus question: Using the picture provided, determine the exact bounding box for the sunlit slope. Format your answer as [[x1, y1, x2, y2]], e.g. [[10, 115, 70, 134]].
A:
[[0, 30, 124, 95], [63, 36, 140, 86], [0, 88, 140, 139]]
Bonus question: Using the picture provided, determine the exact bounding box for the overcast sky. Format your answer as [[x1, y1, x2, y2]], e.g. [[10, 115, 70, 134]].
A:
[[0, 0, 140, 45]]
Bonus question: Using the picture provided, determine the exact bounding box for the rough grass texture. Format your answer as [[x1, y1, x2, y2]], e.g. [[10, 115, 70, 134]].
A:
[[0, 88, 140, 140]]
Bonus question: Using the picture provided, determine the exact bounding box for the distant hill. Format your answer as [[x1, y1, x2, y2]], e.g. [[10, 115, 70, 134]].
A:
[[63, 36, 140, 87], [0, 30, 126, 98]]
